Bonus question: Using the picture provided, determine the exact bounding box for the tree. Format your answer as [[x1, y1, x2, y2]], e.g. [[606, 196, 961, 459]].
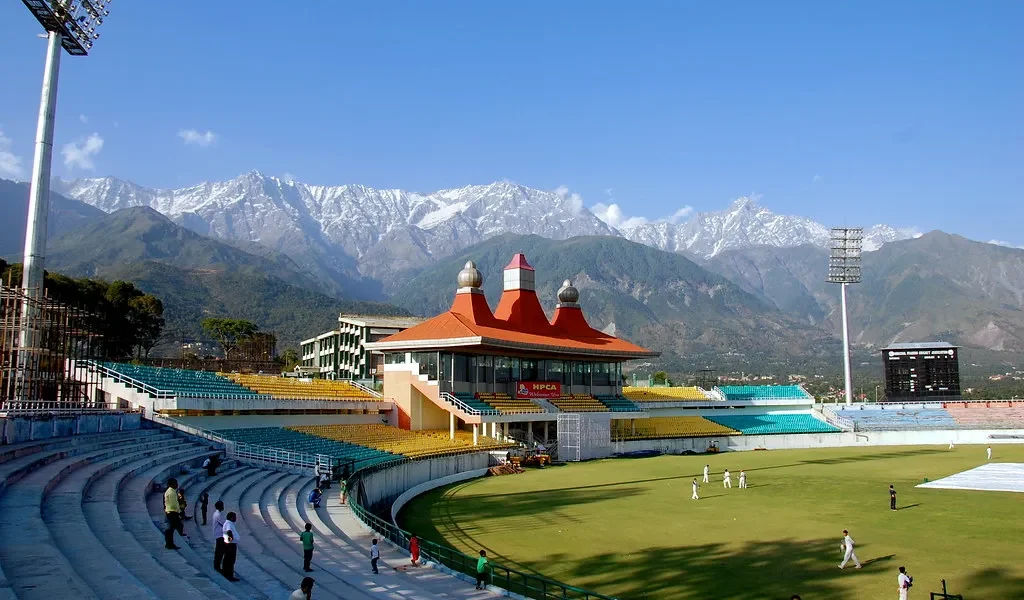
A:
[[201, 317, 258, 360], [129, 294, 165, 358], [652, 371, 669, 385], [279, 347, 300, 371]]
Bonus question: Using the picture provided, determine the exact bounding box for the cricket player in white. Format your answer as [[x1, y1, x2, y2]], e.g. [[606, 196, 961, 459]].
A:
[[987, 446, 992, 460], [723, 469, 732, 488], [838, 529, 862, 569], [691, 478, 699, 500], [897, 566, 912, 600], [703, 464, 710, 483], [948, 440, 954, 450], [739, 470, 747, 489]]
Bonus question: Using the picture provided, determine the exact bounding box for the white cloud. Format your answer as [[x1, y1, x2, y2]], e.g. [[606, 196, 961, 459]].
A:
[[61, 132, 104, 170], [989, 239, 1024, 249], [591, 202, 649, 230], [668, 206, 694, 224], [812, 174, 822, 183], [79, 114, 88, 124], [0, 128, 26, 180], [178, 128, 217, 147], [553, 184, 584, 215]]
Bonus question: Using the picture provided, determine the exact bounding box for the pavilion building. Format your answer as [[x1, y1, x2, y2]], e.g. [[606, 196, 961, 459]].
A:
[[366, 253, 657, 444]]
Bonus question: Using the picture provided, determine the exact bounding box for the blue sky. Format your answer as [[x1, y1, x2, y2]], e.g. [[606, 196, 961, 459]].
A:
[[1, 2, 1021, 244]]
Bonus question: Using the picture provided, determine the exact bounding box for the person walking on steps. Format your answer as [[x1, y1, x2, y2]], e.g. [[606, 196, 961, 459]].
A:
[[897, 566, 913, 600], [410, 535, 420, 566], [212, 500, 226, 572], [475, 550, 490, 590], [199, 492, 209, 526], [370, 538, 381, 574], [889, 485, 897, 511], [178, 488, 191, 521], [222, 512, 240, 581], [300, 522, 315, 572], [339, 478, 348, 506], [290, 576, 315, 600], [163, 478, 187, 550], [703, 464, 710, 483], [839, 529, 862, 569]]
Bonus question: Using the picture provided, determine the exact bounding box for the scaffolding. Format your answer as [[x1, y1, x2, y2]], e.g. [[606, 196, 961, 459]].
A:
[[0, 284, 103, 411]]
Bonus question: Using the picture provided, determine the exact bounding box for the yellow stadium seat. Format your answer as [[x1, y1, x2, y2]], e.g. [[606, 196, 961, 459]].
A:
[[611, 416, 738, 440], [286, 424, 516, 460], [622, 386, 711, 402], [224, 374, 381, 401]]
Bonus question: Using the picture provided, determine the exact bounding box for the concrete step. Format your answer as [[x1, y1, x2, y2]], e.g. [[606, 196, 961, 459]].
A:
[[0, 434, 179, 600], [43, 439, 192, 600], [187, 467, 286, 600], [0, 429, 162, 466], [115, 449, 238, 600], [227, 470, 350, 600]]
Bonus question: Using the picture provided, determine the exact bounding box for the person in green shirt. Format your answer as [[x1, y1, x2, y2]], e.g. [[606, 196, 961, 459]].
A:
[[475, 549, 489, 590], [300, 522, 315, 572]]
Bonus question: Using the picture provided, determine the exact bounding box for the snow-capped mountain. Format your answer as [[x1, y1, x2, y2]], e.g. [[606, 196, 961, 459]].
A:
[[621, 197, 918, 257], [55, 172, 917, 287]]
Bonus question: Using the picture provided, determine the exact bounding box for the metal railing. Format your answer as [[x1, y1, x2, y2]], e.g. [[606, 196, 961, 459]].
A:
[[439, 391, 501, 416], [349, 470, 616, 600], [83, 359, 177, 399], [0, 400, 127, 416], [819, 405, 856, 431], [346, 379, 383, 398]]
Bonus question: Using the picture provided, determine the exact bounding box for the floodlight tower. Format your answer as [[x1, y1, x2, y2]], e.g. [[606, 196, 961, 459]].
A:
[[827, 228, 863, 405], [17, 1, 110, 396]]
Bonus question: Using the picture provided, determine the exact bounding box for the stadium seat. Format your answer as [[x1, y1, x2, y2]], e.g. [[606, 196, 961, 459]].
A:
[[716, 385, 812, 401], [453, 392, 500, 413], [550, 394, 609, 412], [288, 424, 516, 459], [100, 362, 263, 398], [704, 413, 840, 435], [224, 373, 380, 400], [213, 427, 401, 470], [622, 386, 712, 402], [594, 395, 641, 412], [612, 416, 739, 440], [944, 402, 1024, 429], [476, 392, 545, 413]]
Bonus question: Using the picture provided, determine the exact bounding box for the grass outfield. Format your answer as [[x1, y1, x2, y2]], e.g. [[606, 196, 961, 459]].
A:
[[398, 444, 1024, 599]]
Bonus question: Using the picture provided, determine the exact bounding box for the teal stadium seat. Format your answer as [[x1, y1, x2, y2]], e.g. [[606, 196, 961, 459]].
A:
[[718, 385, 812, 401], [453, 393, 498, 413], [704, 413, 839, 435], [214, 427, 401, 470], [595, 395, 640, 412], [101, 362, 263, 398]]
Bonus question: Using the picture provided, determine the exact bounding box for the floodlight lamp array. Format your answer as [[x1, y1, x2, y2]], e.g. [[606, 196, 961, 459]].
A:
[[21, 0, 112, 55], [826, 227, 863, 284]]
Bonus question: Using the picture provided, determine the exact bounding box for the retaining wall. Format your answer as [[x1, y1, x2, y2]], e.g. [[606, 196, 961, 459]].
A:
[[359, 452, 491, 510], [0, 412, 141, 444], [613, 428, 1024, 454]]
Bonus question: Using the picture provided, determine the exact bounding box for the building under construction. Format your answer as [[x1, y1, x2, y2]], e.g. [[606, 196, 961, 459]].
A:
[[0, 285, 103, 410]]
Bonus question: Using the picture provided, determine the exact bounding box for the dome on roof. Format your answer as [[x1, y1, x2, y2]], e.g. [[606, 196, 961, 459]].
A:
[[457, 261, 483, 289], [557, 279, 579, 304]]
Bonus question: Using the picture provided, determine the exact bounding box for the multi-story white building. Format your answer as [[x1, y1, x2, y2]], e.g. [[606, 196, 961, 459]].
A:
[[300, 314, 424, 380]]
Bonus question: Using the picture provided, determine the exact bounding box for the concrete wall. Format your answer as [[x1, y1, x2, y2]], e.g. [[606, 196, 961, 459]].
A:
[[613, 428, 1024, 455], [175, 413, 385, 430], [359, 452, 491, 510], [0, 412, 142, 444], [390, 467, 490, 525]]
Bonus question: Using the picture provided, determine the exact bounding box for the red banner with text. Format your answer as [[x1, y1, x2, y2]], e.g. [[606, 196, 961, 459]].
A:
[[516, 381, 561, 399]]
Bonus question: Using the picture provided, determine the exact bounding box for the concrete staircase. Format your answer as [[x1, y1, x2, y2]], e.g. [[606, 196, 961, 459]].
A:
[[0, 427, 501, 600]]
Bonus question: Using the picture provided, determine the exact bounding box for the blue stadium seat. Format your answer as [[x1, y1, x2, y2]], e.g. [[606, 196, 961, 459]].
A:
[[717, 385, 812, 401], [837, 406, 958, 431], [594, 395, 640, 412], [101, 362, 263, 398]]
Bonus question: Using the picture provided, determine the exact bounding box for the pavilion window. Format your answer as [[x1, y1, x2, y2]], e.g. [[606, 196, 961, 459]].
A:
[[440, 352, 452, 385], [521, 359, 538, 381], [479, 355, 493, 384], [454, 354, 468, 382], [495, 357, 511, 383], [593, 362, 610, 386]]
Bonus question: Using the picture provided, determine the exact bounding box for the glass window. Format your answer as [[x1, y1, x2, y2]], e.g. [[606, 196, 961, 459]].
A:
[[511, 358, 521, 381], [521, 359, 537, 381], [440, 352, 452, 383], [427, 352, 438, 380], [593, 362, 611, 386], [495, 356, 511, 383], [454, 354, 468, 382]]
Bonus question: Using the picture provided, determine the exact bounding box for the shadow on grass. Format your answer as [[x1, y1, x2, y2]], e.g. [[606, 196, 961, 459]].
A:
[[960, 567, 1024, 599], [898, 503, 921, 510], [551, 537, 889, 599]]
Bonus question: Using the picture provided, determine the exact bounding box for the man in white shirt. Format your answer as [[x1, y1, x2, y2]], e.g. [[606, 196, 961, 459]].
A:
[[838, 529, 862, 569], [987, 446, 992, 460], [370, 538, 381, 574], [691, 478, 700, 500], [723, 469, 732, 489], [897, 566, 912, 599], [211, 501, 226, 573], [290, 576, 315, 600], [948, 440, 954, 450], [739, 470, 747, 489], [703, 464, 710, 483], [222, 512, 240, 581]]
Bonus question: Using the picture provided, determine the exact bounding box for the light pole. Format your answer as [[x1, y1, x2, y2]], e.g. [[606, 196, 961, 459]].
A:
[[827, 228, 863, 405], [17, 0, 110, 398]]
